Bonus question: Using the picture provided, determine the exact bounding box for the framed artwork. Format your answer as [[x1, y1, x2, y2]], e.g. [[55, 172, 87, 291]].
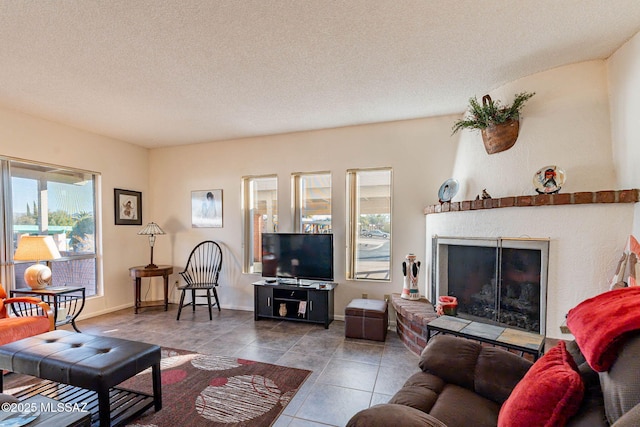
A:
[[114, 188, 142, 225], [191, 189, 223, 228]]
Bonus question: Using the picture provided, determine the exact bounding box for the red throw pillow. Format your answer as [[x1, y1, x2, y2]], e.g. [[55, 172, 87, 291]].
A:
[[498, 341, 584, 427]]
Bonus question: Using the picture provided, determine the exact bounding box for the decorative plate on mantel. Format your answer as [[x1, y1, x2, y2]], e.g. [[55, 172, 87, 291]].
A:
[[533, 165, 566, 194], [438, 179, 459, 203]]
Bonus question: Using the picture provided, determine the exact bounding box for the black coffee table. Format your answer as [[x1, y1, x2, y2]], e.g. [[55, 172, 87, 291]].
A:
[[0, 330, 161, 426]]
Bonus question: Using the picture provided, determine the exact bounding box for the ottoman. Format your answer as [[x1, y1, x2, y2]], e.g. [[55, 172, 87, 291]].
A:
[[0, 330, 161, 427], [345, 299, 388, 342]]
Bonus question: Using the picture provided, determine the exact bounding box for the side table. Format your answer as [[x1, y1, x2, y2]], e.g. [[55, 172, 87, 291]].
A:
[[10, 286, 85, 332], [129, 265, 174, 314]]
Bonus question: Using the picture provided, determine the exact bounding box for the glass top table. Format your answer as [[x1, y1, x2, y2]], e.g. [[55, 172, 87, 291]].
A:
[[426, 315, 545, 360], [10, 286, 86, 332]]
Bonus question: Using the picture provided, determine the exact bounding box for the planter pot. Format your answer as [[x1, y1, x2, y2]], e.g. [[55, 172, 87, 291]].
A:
[[481, 118, 520, 155]]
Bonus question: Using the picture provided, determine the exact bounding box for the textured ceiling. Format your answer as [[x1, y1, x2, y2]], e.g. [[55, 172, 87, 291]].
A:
[[0, 1, 639, 148]]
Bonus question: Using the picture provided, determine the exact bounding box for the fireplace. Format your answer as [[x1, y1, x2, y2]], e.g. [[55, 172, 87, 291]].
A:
[[431, 236, 549, 335]]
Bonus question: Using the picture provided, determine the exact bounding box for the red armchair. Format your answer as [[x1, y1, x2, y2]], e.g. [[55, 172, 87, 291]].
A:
[[0, 283, 54, 346]]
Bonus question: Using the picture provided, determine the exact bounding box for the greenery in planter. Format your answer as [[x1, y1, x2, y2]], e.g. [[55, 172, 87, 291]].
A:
[[451, 92, 535, 135]]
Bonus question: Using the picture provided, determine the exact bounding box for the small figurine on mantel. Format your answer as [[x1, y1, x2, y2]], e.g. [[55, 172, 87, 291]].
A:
[[475, 189, 492, 200]]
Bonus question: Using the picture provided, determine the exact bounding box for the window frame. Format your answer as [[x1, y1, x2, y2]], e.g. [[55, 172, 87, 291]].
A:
[[0, 157, 101, 295], [241, 174, 278, 274], [291, 171, 332, 234], [346, 167, 393, 281]]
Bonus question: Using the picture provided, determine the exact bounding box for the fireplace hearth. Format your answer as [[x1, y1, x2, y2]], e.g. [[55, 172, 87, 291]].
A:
[[431, 236, 549, 334]]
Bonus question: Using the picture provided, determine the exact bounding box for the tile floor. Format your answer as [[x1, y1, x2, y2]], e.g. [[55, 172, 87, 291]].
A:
[[69, 305, 420, 427]]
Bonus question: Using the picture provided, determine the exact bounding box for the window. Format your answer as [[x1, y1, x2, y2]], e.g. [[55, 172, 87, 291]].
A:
[[242, 175, 277, 274], [292, 172, 331, 234], [346, 168, 392, 281], [1, 158, 100, 295]]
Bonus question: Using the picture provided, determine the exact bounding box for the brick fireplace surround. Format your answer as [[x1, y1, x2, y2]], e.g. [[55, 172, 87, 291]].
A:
[[391, 293, 438, 355], [392, 189, 639, 356]]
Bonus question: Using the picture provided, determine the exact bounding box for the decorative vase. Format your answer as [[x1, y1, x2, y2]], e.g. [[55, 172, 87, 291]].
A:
[[401, 254, 421, 300], [279, 303, 287, 317], [24, 264, 51, 289]]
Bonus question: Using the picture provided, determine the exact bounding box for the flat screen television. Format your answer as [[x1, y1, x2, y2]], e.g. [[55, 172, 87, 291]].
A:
[[261, 233, 334, 282]]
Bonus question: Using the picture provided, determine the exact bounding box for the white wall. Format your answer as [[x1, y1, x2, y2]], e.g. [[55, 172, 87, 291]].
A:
[[0, 107, 153, 317], [428, 59, 634, 339], [608, 31, 640, 232], [452, 60, 617, 200], [149, 116, 459, 317]]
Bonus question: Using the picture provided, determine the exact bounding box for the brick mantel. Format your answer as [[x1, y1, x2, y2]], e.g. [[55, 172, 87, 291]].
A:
[[424, 189, 639, 215]]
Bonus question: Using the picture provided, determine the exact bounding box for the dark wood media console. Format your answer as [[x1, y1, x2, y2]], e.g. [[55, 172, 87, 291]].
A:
[[253, 280, 336, 328]]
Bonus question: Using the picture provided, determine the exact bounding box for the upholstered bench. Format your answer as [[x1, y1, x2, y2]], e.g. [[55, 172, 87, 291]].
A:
[[345, 298, 388, 342], [0, 330, 162, 427]]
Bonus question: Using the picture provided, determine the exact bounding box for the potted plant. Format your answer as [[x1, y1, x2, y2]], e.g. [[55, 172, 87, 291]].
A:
[[452, 92, 535, 154]]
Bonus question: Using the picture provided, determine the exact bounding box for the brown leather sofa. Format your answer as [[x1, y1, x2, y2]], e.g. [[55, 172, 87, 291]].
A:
[[347, 333, 640, 427]]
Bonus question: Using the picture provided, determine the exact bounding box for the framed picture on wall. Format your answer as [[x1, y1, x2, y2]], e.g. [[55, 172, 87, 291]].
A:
[[114, 188, 142, 225], [191, 189, 223, 228]]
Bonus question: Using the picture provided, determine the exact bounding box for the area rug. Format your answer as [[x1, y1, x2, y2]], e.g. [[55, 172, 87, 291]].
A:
[[3, 347, 312, 427]]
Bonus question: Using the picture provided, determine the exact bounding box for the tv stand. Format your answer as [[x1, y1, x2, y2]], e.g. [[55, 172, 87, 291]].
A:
[[253, 280, 337, 328]]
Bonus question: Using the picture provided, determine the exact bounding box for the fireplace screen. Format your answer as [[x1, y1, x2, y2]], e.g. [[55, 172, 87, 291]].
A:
[[431, 236, 549, 334]]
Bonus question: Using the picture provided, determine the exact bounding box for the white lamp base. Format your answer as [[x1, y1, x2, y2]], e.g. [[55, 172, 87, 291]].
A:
[[24, 264, 52, 289]]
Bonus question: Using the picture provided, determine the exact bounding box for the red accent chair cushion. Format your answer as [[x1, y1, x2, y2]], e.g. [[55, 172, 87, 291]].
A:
[[0, 316, 51, 346], [0, 282, 54, 347]]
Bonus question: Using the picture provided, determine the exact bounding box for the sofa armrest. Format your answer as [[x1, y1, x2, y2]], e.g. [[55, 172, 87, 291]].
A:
[[611, 402, 640, 427], [419, 334, 532, 403], [347, 404, 447, 427], [2, 298, 54, 331]]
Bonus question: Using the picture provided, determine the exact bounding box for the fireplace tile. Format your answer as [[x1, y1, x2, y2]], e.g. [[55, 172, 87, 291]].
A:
[[427, 315, 469, 332], [496, 328, 545, 350], [463, 321, 503, 340]]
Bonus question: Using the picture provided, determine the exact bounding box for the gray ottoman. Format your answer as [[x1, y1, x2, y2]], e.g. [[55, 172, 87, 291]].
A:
[[0, 330, 161, 426]]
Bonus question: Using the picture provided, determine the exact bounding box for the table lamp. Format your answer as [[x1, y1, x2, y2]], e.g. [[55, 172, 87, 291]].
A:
[[14, 235, 62, 289], [138, 222, 165, 268]]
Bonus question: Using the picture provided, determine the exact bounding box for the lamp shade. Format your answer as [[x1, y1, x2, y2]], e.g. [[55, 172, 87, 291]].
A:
[[14, 235, 62, 262], [137, 222, 165, 236], [14, 235, 62, 289], [138, 222, 165, 268]]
